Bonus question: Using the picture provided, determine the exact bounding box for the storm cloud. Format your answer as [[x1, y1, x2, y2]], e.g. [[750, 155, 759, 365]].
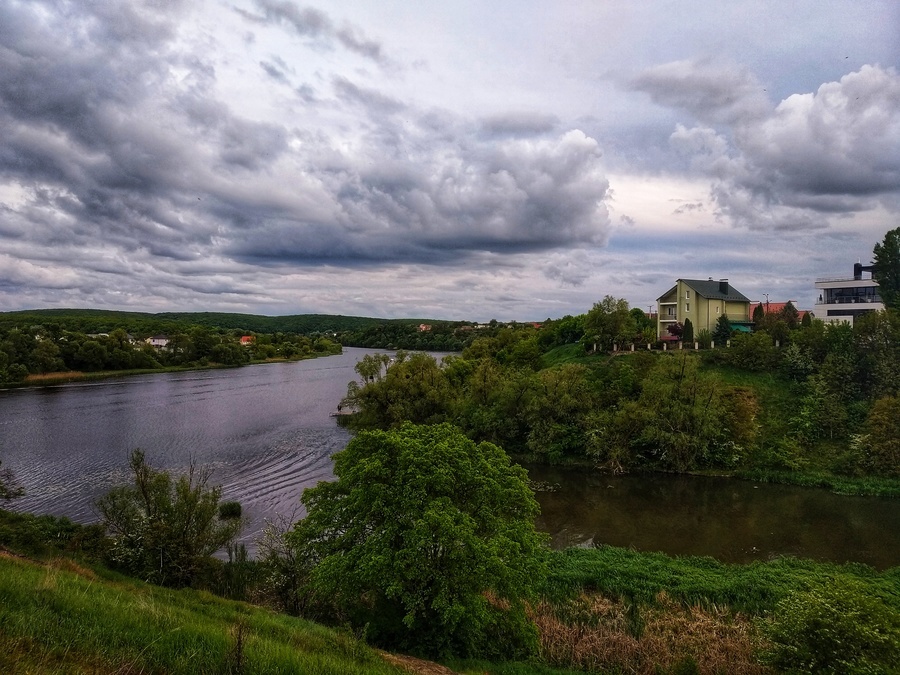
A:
[[0, 0, 897, 319]]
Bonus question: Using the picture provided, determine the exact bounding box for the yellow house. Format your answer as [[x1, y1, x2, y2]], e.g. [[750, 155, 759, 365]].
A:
[[657, 278, 751, 339]]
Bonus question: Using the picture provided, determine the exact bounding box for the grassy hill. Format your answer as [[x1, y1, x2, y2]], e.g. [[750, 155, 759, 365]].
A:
[[0, 551, 405, 675]]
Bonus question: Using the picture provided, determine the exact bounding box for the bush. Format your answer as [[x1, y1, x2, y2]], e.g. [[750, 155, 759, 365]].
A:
[[96, 450, 244, 587], [760, 577, 900, 674]]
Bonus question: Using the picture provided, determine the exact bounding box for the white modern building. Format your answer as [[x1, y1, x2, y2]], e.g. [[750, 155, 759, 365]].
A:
[[814, 263, 884, 326]]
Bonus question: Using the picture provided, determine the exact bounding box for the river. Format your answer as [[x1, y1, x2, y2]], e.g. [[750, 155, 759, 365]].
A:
[[1, 348, 898, 568]]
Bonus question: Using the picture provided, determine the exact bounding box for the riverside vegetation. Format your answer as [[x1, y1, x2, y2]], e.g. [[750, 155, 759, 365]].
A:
[[2, 231, 900, 672]]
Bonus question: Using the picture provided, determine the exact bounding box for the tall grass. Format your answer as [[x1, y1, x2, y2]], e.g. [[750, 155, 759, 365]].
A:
[[735, 468, 900, 498], [544, 546, 900, 615], [0, 554, 402, 675]]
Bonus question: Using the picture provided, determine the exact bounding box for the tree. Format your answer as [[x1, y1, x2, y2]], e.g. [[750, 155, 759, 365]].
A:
[[778, 301, 800, 329], [96, 450, 244, 587], [583, 296, 636, 352], [860, 396, 900, 477], [288, 422, 547, 658], [712, 314, 732, 344], [682, 318, 694, 344], [873, 226, 900, 311], [632, 354, 742, 470], [0, 459, 24, 501], [752, 302, 765, 326]]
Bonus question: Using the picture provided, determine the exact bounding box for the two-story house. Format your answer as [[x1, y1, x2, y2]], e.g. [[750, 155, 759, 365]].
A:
[[657, 278, 751, 339]]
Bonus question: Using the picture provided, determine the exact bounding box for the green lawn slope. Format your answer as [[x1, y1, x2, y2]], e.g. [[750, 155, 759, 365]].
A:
[[0, 552, 404, 675]]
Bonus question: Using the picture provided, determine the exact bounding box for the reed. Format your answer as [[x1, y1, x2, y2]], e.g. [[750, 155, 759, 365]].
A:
[[531, 593, 769, 674]]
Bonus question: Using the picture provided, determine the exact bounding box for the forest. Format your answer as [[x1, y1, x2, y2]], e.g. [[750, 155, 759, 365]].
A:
[[341, 301, 900, 483]]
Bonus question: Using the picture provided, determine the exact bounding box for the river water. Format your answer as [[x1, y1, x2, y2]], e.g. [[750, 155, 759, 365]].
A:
[[1, 348, 898, 568]]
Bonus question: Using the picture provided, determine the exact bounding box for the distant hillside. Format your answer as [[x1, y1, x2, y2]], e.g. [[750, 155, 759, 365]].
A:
[[0, 308, 442, 335]]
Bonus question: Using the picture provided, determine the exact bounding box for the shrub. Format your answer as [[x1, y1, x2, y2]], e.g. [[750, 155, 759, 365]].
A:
[[759, 577, 900, 674], [96, 450, 244, 587]]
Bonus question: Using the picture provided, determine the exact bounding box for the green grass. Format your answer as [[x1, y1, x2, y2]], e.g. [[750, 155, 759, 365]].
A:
[[545, 546, 900, 615], [0, 554, 404, 675], [735, 468, 900, 498]]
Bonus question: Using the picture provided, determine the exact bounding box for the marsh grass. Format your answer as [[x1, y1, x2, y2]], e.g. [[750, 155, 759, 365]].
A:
[[532, 593, 768, 675], [0, 554, 402, 675]]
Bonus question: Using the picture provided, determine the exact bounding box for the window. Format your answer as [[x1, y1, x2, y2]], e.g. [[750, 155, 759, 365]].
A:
[[685, 303, 690, 312], [667, 306, 676, 317], [716, 306, 720, 314], [685, 290, 691, 299]]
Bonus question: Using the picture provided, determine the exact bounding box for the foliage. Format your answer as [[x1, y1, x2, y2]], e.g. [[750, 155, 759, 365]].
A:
[[760, 577, 900, 674], [631, 355, 745, 470], [712, 314, 732, 344], [289, 422, 548, 658], [0, 509, 108, 559], [682, 317, 694, 344], [726, 331, 780, 371], [873, 226, 900, 311], [696, 329, 712, 349], [96, 450, 244, 587], [0, 459, 24, 501], [858, 395, 900, 477], [583, 296, 636, 351], [544, 546, 900, 617]]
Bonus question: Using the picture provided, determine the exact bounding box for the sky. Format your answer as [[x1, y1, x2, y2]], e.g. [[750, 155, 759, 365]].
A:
[[1, 1, 898, 322]]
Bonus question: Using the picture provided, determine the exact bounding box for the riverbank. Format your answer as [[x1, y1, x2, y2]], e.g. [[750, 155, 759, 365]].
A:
[[2, 507, 898, 675], [1, 350, 342, 390], [516, 452, 900, 500]]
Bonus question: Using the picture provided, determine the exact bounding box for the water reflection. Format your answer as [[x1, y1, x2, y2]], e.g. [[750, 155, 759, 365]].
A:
[[528, 465, 900, 569]]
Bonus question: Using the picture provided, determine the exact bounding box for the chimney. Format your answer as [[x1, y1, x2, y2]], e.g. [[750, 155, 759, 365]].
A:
[[854, 263, 862, 280], [719, 279, 729, 295]]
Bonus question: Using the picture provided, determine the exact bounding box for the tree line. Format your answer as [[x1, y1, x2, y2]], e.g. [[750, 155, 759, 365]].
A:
[[0, 322, 341, 384]]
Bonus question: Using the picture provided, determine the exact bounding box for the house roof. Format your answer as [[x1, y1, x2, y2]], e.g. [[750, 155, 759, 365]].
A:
[[667, 279, 751, 302], [749, 301, 810, 319]]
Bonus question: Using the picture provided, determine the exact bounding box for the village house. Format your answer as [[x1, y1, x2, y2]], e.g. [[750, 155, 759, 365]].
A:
[[657, 278, 752, 339]]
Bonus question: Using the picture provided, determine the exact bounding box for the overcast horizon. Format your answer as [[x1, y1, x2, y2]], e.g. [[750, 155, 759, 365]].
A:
[[1, 1, 898, 322]]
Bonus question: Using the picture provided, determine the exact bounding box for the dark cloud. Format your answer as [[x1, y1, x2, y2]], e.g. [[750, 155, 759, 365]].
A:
[[226, 128, 611, 264], [260, 60, 290, 84], [240, 0, 386, 64], [332, 77, 406, 115], [479, 112, 559, 138], [630, 58, 770, 125]]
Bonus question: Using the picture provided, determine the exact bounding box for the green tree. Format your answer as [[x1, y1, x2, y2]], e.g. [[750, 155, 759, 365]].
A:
[[633, 355, 739, 470], [778, 301, 800, 329], [712, 314, 732, 344], [860, 396, 900, 477], [583, 296, 636, 352], [288, 422, 547, 658], [752, 302, 765, 326], [682, 317, 694, 344], [872, 226, 900, 311], [96, 450, 244, 587]]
